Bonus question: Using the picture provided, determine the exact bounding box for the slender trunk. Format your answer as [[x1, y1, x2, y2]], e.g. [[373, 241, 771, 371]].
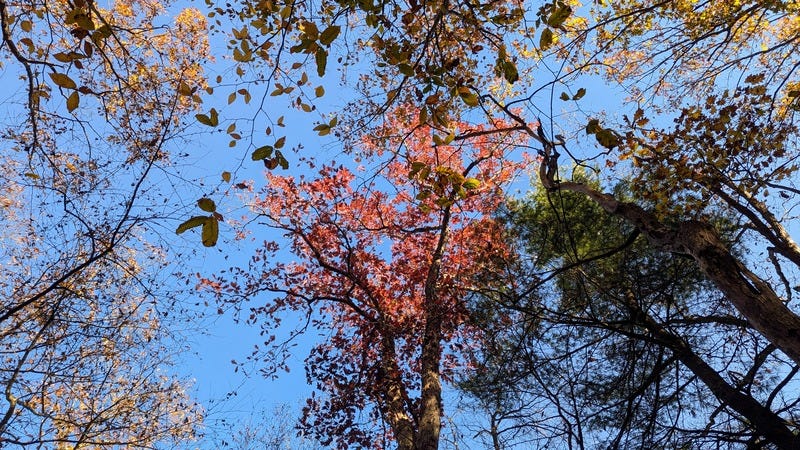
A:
[[554, 179, 800, 365], [625, 293, 799, 449], [379, 334, 417, 450], [415, 207, 451, 450], [416, 318, 443, 450]]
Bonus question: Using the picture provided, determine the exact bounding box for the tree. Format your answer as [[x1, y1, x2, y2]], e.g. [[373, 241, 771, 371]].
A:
[[195, 0, 800, 447], [199, 108, 525, 449], [517, 0, 800, 369], [462, 173, 800, 448], [0, 0, 210, 446]]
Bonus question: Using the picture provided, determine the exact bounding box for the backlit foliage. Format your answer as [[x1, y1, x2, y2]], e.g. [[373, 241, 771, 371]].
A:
[[1, 0, 209, 446], [200, 109, 526, 448]]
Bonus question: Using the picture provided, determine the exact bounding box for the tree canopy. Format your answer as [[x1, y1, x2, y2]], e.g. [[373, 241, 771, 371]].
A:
[[3, 0, 800, 449]]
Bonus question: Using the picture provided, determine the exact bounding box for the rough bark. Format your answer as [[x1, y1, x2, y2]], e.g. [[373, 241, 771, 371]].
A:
[[416, 319, 443, 450], [415, 207, 449, 450], [537, 157, 800, 366], [379, 334, 417, 450]]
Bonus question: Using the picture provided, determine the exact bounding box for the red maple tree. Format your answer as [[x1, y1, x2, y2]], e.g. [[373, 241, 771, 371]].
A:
[[202, 108, 526, 449]]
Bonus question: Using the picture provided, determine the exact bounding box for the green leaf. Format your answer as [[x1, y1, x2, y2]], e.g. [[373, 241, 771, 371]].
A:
[[313, 124, 331, 136], [196, 109, 219, 127], [91, 25, 112, 44], [397, 64, 414, 76], [178, 82, 194, 96], [53, 52, 75, 63], [176, 216, 208, 234], [409, 161, 427, 178], [501, 60, 518, 84], [462, 178, 481, 190], [201, 217, 219, 247], [49, 72, 77, 90], [276, 151, 289, 170], [458, 87, 479, 107], [209, 108, 219, 126]]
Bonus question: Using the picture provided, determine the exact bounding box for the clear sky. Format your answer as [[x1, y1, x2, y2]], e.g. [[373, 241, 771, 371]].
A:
[[0, 1, 623, 447]]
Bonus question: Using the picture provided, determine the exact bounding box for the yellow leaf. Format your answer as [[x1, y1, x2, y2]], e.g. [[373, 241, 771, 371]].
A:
[[315, 86, 325, 97], [177, 82, 193, 96], [202, 217, 219, 247], [176, 216, 207, 234], [221, 171, 231, 182], [49, 72, 77, 90], [66, 91, 79, 112]]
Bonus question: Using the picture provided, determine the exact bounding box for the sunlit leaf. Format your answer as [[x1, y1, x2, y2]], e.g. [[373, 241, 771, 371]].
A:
[[462, 178, 481, 190], [66, 91, 79, 112], [176, 216, 208, 234], [49, 72, 77, 90]]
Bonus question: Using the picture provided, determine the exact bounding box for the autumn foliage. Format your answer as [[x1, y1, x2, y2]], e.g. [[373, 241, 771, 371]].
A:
[[0, 0, 209, 446], [201, 108, 525, 448]]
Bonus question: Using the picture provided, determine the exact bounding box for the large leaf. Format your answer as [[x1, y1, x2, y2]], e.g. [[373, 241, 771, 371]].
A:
[[201, 217, 219, 247], [176, 216, 208, 234], [49, 72, 77, 90]]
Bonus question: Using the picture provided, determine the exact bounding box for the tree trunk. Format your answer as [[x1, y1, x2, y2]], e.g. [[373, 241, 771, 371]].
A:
[[625, 293, 799, 449], [378, 334, 417, 450], [416, 320, 443, 450], [552, 178, 800, 366]]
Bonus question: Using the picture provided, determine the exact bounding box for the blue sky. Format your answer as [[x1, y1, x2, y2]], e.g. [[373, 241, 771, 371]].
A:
[[0, 1, 632, 446]]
